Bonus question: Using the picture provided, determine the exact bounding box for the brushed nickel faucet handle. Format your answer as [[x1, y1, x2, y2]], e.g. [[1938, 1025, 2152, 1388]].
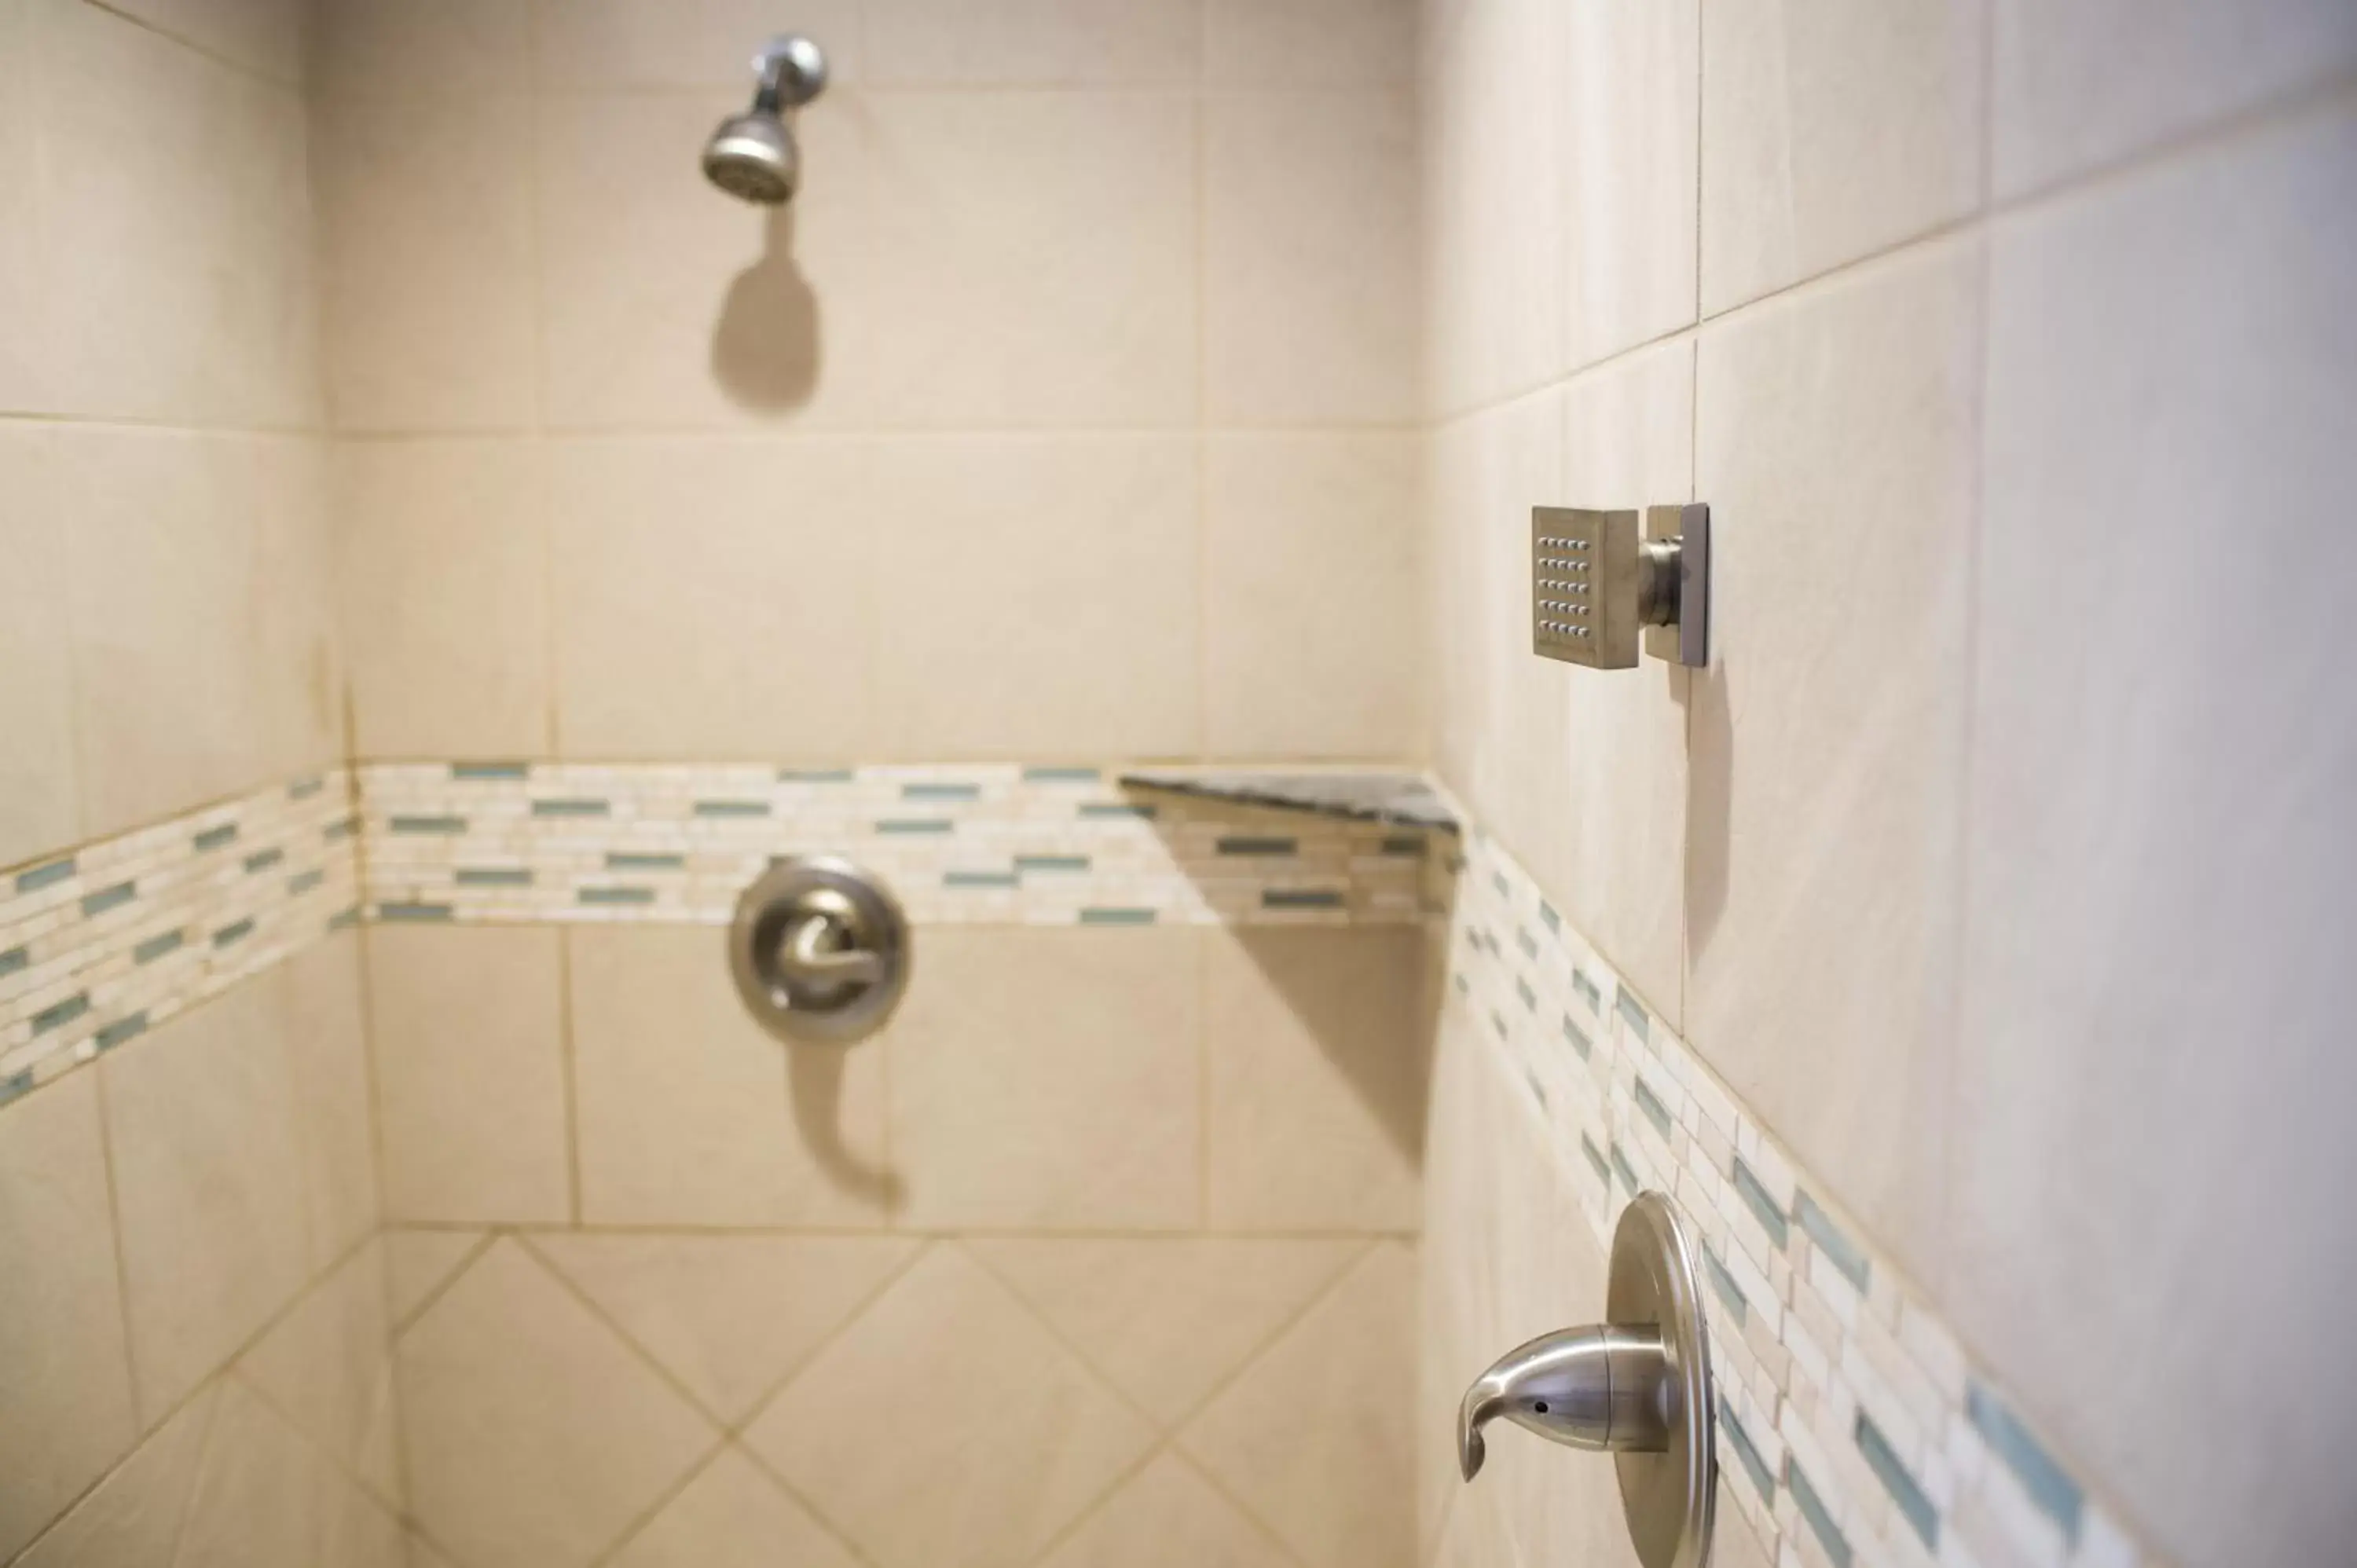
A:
[[1455, 1192, 1718, 1568]]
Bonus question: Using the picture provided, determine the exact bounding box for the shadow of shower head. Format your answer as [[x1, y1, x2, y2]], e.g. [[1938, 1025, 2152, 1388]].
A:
[[703, 35, 827, 206]]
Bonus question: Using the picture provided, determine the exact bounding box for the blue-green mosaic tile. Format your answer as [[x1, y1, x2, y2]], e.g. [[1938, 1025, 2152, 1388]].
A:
[[0, 1070, 34, 1108], [902, 781, 981, 800], [379, 903, 453, 922], [1967, 1383, 2083, 1543], [16, 856, 75, 894], [1562, 1015, 1592, 1060], [1615, 985, 1650, 1041], [1579, 1134, 1611, 1185], [580, 887, 656, 906], [288, 776, 326, 800], [288, 870, 324, 896], [390, 815, 467, 836], [134, 930, 185, 965], [606, 852, 685, 872], [193, 824, 240, 853], [1079, 907, 1157, 926], [1703, 1245, 1748, 1323], [1263, 888, 1343, 909], [212, 918, 255, 950], [1489, 1009, 1508, 1041], [1729, 1156, 1791, 1251], [324, 816, 358, 842], [1609, 1141, 1640, 1193], [1380, 835, 1427, 857], [96, 1012, 148, 1052], [1014, 854, 1089, 874], [1453, 972, 1470, 995], [944, 870, 1018, 888], [1515, 927, 1538, 960], [328, 906, 364, 930], [1788, 1461, 1853, 1568], [0, 946, 25, 980], [1490, 870, 1509, 897], [1079, 802, 1156, 821], [1855, 1412, 1939, 1551], [695, 800, 770, 818], [1571, 969, 1601, 1012], [876, 819, 954, 836], [532, 799, 610, 819], [1795, 1190, 1871, 1292], [1538, 900, 1561, 932], [1524, 1070, 1548, 1109], [1022, 766, 1102, 783], [456, 868, 533, 888], [1720, 1407, 1776, 1502], [1219, 836, 1297, 856], [778, 768, 854, 783], [81, 881, 136, 918], [451, 761, 530, 780], [1633, 1075, 1673, 1138], [33, 993, 90, 1035], [1516, 976, 1537, 1011], [244, 848, 284, 875]]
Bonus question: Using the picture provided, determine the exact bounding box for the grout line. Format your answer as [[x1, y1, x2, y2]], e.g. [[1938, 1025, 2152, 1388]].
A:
[[74, 0, 306, 91], [581, 1434, 731, 1568], [84, 1057, 148, 1456], [386, 1226, 497, 1337], [557, 930, 583, 1225]]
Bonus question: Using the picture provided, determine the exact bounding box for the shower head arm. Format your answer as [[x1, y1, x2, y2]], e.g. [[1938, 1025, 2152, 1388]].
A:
[[751, 35, 828, 113]]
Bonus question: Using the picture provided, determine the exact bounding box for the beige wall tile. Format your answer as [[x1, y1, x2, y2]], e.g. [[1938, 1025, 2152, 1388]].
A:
[[0, 0, 46, 408], [534, 91, 860, 430], [1562, 0, 1698, 366], [610, 1446, 859, 1568], [101, 981, 313, 1424], [35, 0, 317, 426], [337, 439, 551, 760], [1992, 0, 2357, 196], [865, 0, 1198, 86], [532, 1233, 919, 1424], [1204, 434, 1421, 759], [0, 1072, 140, 1562], [385, 1227, 488, 1327], [236, 1240, 401, 1504], [871, 436, 1200, 760], [549, 439, 875, 760], [746, 1244, 1157, 1568], [533, 0, 864, 90], [367, 925, 570, 1224], [173, 1381, 407, 1568], [313, 0, 530, 98], [889, 927, 1201, 1229], [970, 1237, 1367, 1424], [1952, 102, 2357, 1568], [1550, 342, 1693, 1025], [1206, 0, 1416, 86], [13, 1383, 217, 1568], [832, 91, 1197, 430], [1042, 1455, 1294, 1568], [1699, 0, 1985, 313], [1688, 236, 1984, 1290], [0, 430, 81, 869], [1423, 0, 1567, 414], [278, 932, 381, 1265], [1204, 928, 1428, 1232], [244, 437, 346, 780], [1180, 1242, 1416, 1568], [1205, 90, 1417, 426], [569, 925, 893, 1226], [317, 94, 537, 432], [106, 0, 307, 82], [398, 1239, 713, 1568]]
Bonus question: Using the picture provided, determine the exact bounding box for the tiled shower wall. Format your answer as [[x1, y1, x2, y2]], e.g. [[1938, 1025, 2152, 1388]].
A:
[[0, 0, 395, 1563], [1418, 2, 2357, 1566]]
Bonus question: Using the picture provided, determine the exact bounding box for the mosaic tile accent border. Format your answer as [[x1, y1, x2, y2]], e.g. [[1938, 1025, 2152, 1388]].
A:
[[358, 762, 1439, 928], [1442, 824, 2163, 1568], [0, 771, 362, 1101]]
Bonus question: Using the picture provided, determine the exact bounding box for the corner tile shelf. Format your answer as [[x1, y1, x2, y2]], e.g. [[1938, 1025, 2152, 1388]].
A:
[[1115, 769, 1459, 833]]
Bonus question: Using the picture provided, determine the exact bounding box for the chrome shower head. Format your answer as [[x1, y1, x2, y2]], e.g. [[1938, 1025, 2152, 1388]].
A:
[[702, 35, 827, 206]]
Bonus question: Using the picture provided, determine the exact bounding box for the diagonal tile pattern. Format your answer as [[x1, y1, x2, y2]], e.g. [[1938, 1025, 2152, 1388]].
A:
[[1039, 1455, 1297, 1568], [235, 1240, 402, 1505], [530, 1233, 920, 1424], [609, 1446, 861, 1568], [744, 1244, 1157, 1568], [1182, 1242, 1417, 1568], [383, 1227, 489, 1327], [968, 1236, 1369, 1425], [394, 1239, 713, 1568]]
